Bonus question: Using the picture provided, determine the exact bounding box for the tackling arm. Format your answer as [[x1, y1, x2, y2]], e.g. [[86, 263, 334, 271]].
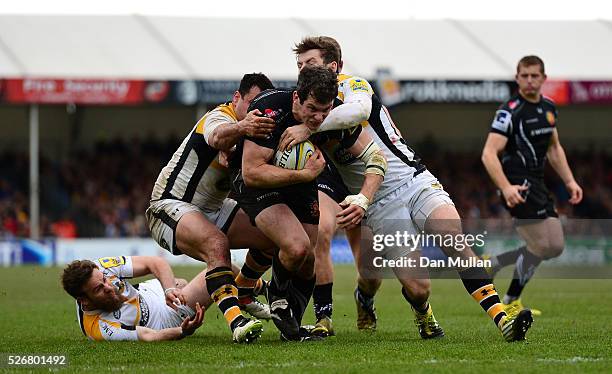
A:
[[313, 93, 372, 133], [206, 110, 275, 151], [336, 131, 387, 228]]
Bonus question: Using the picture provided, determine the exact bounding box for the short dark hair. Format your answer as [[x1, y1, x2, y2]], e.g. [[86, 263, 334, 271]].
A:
[[61, 259, 97, 299], [293, 36, 342, 66], [296, 65, 338, 104], [238, 73, 274, 96], [517, 55, 545, 74]]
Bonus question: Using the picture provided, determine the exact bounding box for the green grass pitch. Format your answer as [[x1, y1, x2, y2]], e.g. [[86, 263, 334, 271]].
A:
[[1, 265, 610, 373]]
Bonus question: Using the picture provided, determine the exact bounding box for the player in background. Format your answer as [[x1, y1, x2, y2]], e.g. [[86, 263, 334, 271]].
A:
[[146, 74, 277, 343], [230, 66, 386, 341], [282, 36, 533, 341], [481, 55, 583, 316], [62, 256, 204, 342]]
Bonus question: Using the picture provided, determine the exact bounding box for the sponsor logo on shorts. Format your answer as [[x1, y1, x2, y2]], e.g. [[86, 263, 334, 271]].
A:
[[318, 183, 334, 192], [256, 191, 281, 202]]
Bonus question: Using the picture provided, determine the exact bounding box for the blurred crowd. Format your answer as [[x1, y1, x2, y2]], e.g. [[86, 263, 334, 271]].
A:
[[1, 138, 611, 238]]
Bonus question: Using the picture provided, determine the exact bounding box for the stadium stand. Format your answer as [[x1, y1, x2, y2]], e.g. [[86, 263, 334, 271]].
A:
[[1, 141, 610, 238]]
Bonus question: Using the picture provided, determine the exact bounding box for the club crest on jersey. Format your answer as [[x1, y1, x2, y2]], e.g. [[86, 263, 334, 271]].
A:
[[546, 111, 556, 125], [99, 256, 125, 269], [508, 99, 520, 110], [350, 79, 370, 93], [263, 108, 283, 119]]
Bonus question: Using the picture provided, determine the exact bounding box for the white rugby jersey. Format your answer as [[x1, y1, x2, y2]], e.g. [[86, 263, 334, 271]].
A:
[[326, 74, 426, 199], [150, 103, 236, 212], [76, 256, 178, 341]]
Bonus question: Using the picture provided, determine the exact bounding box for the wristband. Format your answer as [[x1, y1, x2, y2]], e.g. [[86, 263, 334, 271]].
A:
[[341, 193, 370, 211], [164, 287, 178, 295]]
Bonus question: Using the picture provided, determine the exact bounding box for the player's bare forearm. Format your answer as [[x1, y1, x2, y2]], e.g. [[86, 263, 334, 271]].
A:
[[208, 124, 243, 151], [547, 143, 576, 185], [132, 256, 176, 291], [136, 326, 183, 342], [242, 140, 313, 188], [360, 173, 383, 201], [481, 147, 512, 190], [243, 164, 312, 188]]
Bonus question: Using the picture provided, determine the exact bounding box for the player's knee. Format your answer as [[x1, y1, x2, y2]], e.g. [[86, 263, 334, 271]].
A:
[[541, 241, 564, 260], [284, 240, 311, 263]]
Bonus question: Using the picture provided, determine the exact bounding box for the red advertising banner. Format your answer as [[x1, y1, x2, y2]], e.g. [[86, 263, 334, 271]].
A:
[[541, 80, 570, 105], [570, 81, 612, 104], [4, 78, 145, 104]]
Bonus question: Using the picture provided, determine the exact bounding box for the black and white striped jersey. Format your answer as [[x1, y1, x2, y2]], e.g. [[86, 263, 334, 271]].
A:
[[150, 103, 236, 211], [325, 74, 426, 198]]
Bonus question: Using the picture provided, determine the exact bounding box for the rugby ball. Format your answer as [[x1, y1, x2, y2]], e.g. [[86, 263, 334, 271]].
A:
[[273, 140, 315, 170]]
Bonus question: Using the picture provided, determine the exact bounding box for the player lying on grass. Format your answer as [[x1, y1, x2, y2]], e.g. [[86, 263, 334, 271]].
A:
[[61, 255, 208, 342]]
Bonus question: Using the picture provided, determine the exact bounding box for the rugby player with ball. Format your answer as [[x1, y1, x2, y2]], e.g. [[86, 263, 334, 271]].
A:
[[229, 65, 387, 341]]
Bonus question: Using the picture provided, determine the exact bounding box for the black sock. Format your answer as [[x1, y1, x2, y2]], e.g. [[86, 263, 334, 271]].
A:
[[505, 247, 543, 303], [269, 255, 292, 298], [493, 246, 526, 271], [401, 287, 429, 314], [290, 276, 316, 325], [313, 283, 333, 320]]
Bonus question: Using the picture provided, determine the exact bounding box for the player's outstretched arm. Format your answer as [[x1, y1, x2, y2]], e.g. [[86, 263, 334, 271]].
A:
[[278, 89, 372, 150], [131, 256, 184, 308], [241, 139, 325, 188], [136, 303, 204, 342], [546, 129, 583, 204]]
